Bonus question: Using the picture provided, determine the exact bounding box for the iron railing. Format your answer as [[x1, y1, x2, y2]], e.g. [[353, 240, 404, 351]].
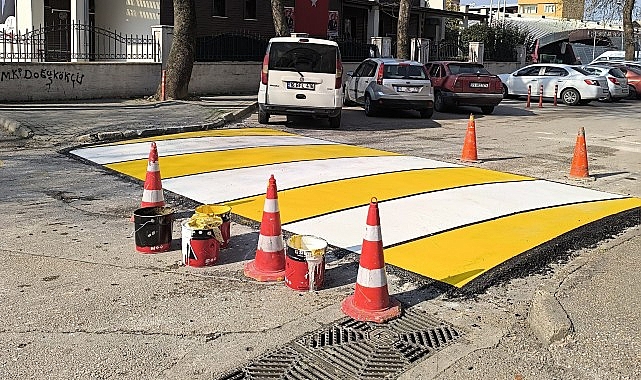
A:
[[430, 42, 468, 61], [0, 21, 159, 62], [196, 31, 268, 62]]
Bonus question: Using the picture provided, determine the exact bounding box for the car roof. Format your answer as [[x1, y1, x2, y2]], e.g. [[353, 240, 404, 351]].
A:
[[368, 57, 425, 65], [429, 61, 484, 65], [268, 36, 338, 46]]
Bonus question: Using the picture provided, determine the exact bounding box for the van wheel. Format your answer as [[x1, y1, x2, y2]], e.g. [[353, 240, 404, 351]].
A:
[[258, 109, 269, 124], [419, 108, 433, 119], [481, 106, 494, 114], [364, 94, 377, 117], [329, 112, 341, 129]]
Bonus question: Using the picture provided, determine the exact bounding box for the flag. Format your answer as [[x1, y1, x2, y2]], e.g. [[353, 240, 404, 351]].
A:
[[294, 0, 330, 38]]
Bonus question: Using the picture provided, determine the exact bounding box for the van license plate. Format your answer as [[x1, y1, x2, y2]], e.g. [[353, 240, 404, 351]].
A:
[[396, 86, 420, 93], [286, 82, 315, 90], [470, 82, 489, 88]]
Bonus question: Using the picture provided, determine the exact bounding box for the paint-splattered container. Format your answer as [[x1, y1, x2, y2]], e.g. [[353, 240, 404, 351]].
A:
[[285, 235, 327, 291]]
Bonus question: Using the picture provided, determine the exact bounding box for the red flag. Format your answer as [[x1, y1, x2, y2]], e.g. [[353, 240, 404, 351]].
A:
[[294, 0, 330, 38]]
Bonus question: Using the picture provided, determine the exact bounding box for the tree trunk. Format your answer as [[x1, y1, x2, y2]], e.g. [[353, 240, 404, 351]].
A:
[[397, 0, 411, 59], [271, 0, 289, 37], [156, 0, 196, 100], [623, 0, 635, 60]]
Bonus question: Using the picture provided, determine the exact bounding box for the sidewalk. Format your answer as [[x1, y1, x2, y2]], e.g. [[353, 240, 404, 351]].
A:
[[0, 95, 258, 147]]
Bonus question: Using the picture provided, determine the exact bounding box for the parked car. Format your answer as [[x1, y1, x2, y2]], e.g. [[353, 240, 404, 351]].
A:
[[343, 58, 434, 118], [257, 34, 343, 129], [425, 61, 503, 114], [617, 65, 641, 99], [498, 64, 609, 106], [580, 65, 629, 102]]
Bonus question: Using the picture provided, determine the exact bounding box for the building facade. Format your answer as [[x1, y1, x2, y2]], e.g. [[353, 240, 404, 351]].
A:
[[517, 0, 584, 20]]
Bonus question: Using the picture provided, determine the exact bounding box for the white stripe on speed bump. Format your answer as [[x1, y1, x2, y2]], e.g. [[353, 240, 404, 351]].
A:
[[72, 135, 339, 165], [283, 180, 626, 253], [162, 156, 460, 204]]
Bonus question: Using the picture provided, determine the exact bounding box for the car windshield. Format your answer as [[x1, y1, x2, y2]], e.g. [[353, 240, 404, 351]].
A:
[[448, 63, 490, 75], [268, 42, 337, 74], [382, 64, 427, 79], [609, 68, 626, 78], [571, 67, 592, 76]]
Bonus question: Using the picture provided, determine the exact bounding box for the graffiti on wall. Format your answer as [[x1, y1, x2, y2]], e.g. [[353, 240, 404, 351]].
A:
[[0, 67, 85, 90]]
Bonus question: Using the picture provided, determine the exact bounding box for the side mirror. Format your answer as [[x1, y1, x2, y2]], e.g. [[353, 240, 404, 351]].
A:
[[346, 71, 354, 77]]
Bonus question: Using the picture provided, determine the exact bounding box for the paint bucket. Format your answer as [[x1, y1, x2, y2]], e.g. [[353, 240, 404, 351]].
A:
[[181, 220, 220, 267], [285, 235, 327, 291], [195, 204, 232, 248], [133, 206, 174, 253]]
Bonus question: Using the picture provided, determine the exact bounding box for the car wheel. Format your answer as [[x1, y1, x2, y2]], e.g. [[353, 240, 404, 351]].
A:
[[434, 92, 446, 112], [343, 87, 355, 106], [258, 108, 269, 124], [480, 106, 494, 115], [561, 88, 580, 106], [329, 111, 341, 129], [502, 84, 509, 98], [628, 85, 638, 100], [419, 108, 433, 119], [364, 94, 376, 117]]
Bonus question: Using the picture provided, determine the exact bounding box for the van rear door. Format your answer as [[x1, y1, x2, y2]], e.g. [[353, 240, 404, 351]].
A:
[[266, 41, 338, 108]]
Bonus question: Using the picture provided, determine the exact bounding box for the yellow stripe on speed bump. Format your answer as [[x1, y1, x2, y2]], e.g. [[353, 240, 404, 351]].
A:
[[384, 198, 641, 288], [102, 127, 295, 146], [106, 144, 399, 180], [230, 167, 533, 224]]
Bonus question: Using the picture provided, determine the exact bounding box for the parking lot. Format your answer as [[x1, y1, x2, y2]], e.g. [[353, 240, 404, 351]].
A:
[[0, 96, 640, 379]]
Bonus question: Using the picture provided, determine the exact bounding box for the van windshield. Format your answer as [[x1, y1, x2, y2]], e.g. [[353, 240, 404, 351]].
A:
[[269, 42, 337, 74]]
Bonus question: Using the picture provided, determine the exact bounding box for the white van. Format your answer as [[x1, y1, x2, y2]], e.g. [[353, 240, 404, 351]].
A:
[[257, 34, 343, 128], [590, 51, 625, 64]]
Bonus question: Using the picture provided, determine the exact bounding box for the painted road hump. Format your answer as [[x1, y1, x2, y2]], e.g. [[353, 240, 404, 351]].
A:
[[71, 128, 641, 288]]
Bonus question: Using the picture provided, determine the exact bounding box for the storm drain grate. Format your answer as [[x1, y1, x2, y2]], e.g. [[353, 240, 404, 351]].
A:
[[218, 308, 462, 380]]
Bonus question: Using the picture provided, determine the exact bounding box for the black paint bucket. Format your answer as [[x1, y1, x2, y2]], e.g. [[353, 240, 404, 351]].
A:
[[133, 206, 174, 253]]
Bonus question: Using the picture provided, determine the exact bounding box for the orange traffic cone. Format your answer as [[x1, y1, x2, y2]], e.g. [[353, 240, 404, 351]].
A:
[[141, 142, 165, 208], [244, 175, 286, 282], [569, 127, 591, 179], [461, 114, 479, 163], [341, 198, 401, 323]]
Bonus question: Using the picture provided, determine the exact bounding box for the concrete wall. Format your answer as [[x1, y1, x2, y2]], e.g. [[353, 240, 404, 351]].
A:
[[0, 60, 525, 102], [0, 62, 160, 102], [95, 0, 160, 34]]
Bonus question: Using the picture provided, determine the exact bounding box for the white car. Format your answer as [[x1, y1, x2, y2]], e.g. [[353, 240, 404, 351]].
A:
[[581, 65, 629, 102], [499, 64, 609, 106], [257, 34, 343, 129]]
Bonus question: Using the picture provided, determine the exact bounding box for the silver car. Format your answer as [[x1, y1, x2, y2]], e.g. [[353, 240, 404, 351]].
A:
[[499, 63, 609, 106], [343, 58, 434, 118], [581, 65, 629, 102]]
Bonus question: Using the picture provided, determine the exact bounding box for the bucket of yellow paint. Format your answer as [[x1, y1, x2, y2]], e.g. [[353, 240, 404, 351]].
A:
[[195, 204, 232, 248], [285, 235, 327, 292]]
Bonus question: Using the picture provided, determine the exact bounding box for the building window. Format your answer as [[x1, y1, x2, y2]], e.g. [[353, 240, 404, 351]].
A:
[[543, 4, 556, 13], [520, 5, 537, 13], [213, 0, 226, 17], [244, 0, 256, 19]]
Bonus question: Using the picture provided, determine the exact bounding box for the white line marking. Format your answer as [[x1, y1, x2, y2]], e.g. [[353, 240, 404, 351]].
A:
[[283, 180, 625, 253], [71, 135, 339, 164], [162, 156, 460, 204]]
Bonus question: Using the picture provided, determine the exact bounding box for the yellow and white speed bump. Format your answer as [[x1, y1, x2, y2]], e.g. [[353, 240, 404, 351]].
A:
[[71, 128, 641, 288]]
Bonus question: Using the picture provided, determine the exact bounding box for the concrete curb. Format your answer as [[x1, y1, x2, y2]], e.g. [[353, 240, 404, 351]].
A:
[[527, 290, 573, 345], [75, 101, 258, 144], [1, 117, 34, 139]]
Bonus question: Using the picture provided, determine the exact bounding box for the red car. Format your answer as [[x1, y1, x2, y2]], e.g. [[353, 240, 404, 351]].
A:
[[618, 65, 641, 99], [425, 61, 504, 114]]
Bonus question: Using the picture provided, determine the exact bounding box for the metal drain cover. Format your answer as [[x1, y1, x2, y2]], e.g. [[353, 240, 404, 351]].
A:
[[218, 308, 462, 380]]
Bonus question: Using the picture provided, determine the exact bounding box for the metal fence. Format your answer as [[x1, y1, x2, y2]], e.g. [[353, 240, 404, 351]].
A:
[[195, 32, 377, 62], [1, 21, 158, 62], [430, 42, 468, 61]]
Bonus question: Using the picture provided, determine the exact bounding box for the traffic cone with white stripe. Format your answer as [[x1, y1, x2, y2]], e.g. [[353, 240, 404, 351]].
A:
[[244, 175, 286, 282], [141, 142, 165, 208], [460, 114, 479, 163], [341, 198, 401, 323]]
